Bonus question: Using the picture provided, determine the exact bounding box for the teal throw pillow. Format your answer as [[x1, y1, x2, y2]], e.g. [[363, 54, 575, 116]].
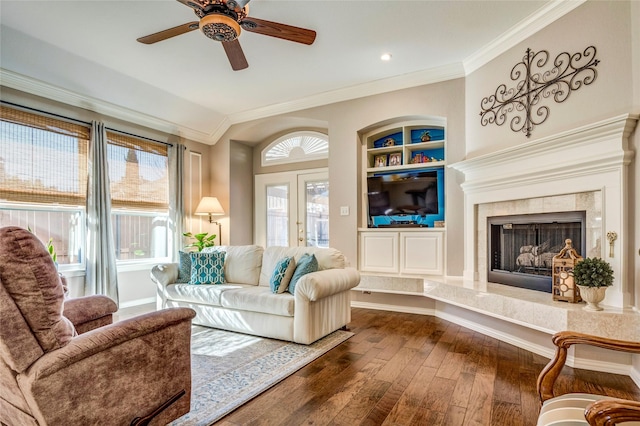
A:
[[176, 251, 191, 283], [288, 253, 318, 295], [270, 256, 296, 294], [190, 251, 226, 285]]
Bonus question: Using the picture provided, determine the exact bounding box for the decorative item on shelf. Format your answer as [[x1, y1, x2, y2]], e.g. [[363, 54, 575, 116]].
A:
[[434, 221, 445, 228], [420, 131, 431, 142], [570, 256, 614, 311], [479, 45, 599, 137], [388, 152, 402, 166], [374, 154, 388, 168], [412, 153, 423, 164], [383, 137, 395, 147], [551, 239, 583, 303], [194, 196, 225, 245]]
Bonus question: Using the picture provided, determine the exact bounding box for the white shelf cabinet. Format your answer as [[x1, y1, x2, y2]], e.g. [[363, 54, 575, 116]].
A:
[[359, 231, 398, 273], [400, 231, 444, 275], [359, 229, 444, 276]]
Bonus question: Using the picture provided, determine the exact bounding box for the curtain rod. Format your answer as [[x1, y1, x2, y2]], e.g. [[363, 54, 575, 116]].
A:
[[1, 100, 174, 147]]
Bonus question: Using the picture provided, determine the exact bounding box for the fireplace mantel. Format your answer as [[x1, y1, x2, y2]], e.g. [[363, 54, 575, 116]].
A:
[[449, 113, 638, 308]]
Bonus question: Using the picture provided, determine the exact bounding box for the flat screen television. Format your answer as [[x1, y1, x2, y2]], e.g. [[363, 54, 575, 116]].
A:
[[367, 169, 444, 227]]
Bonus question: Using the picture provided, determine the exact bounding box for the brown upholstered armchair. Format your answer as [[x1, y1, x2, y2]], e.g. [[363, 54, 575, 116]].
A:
[[0, 226, 196, 426], [537, 331, 640, 425]]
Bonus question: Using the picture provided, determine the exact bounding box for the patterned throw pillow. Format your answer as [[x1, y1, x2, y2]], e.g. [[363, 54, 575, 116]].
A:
[[288, 253, 318, 295], [190, 251, 226, 285], [269, 256, 296, 294], [176, 251, 191, 283]]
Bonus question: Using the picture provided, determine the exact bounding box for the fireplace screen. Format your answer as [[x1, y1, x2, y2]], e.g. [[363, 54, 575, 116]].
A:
[[488, 212, 586, 292]]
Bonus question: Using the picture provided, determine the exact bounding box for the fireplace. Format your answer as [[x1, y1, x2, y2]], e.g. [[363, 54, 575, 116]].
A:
[[449, 113, 638, 309], [487, 211, 586, 293]]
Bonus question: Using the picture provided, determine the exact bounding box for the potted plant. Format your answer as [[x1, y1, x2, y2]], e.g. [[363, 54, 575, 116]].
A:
[[183, 232, 217, 252], [571, 257, 614, 311]]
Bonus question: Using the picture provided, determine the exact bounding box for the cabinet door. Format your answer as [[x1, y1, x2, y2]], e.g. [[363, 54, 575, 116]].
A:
[[360, 232, 398, 273], [400, 232, 443, 275]]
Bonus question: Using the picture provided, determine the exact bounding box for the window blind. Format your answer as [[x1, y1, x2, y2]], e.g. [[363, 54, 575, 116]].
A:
[[0, 105, 89, 205], [106, 131, 169, 210]]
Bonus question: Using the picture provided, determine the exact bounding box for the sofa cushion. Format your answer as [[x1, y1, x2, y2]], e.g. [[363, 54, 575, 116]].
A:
[[165, 283, 252, 306], [288, 254, 318, 295], [176, 250, 191, 283], [203, 245, 263, 285], [259, 246, 345, 287], [0, 226, 76, 353], [220, 286, 295, 317], [190, 251, 226, 284], [269, 256, 296, 294]]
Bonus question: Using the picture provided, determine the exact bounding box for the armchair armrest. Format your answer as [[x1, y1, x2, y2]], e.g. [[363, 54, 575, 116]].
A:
[[63, 295, 118, 334], [585, 398, 640, 426], [295, 268, 360, 302], [537, 331, 640, 402], [18, 307, 196, 425], [150, 263, 179, 286]]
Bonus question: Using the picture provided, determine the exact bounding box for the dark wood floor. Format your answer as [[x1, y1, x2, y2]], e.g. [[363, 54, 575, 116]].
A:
[[216, 308, 640, 426]]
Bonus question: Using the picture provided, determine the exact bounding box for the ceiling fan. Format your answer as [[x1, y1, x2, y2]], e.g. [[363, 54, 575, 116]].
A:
[[137, 0, 316, 71]]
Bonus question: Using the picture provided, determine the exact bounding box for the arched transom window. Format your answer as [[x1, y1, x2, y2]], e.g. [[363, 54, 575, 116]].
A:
[[262, 131, 328, 166]]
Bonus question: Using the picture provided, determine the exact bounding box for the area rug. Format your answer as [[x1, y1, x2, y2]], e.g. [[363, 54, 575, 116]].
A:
[[171, 327, 353, 426]]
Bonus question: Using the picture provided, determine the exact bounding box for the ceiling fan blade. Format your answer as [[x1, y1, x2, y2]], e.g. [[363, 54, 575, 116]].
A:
[[241, 17, 316, 45], [137, 21, 200, 44], [222, 39, 249, 71]]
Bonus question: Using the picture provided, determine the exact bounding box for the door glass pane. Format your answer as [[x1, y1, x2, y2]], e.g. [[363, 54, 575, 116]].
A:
[[266, 184, 288, 247], [305, 180, 329, 247]]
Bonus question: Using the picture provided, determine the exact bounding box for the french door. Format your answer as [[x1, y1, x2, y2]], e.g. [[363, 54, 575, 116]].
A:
[[255, 169, 329, 248]]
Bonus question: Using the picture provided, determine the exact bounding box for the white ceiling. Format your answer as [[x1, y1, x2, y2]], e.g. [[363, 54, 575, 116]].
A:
[[0, 0, 580, 144]]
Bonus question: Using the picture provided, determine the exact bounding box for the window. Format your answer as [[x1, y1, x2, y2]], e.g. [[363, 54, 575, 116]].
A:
[[0, 105, 89, 268], [0, 104, 171, 267], [262, 131, 328, 166], [106, 131, 169, 261]]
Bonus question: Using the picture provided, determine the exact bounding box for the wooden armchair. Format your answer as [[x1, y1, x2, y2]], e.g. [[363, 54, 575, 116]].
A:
[[537, 331, 640, 425]]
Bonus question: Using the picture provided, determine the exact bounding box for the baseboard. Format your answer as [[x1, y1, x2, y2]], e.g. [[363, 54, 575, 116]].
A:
[[119, 297, 156, 309], [631, 363, 640, 389], [434, 309, 556, 360], [351, 301, 435, 316]]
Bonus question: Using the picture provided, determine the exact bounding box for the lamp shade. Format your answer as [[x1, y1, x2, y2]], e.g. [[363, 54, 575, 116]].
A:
[[195, 197, 225, 216]]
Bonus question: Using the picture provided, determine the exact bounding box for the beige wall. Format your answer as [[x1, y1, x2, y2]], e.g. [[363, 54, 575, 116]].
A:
[[215, 78, 466, 274], [631, 0, 640, 311], [466, 1, 634, 157]]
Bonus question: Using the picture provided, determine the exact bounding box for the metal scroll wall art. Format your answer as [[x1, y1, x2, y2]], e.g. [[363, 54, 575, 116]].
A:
[[479, 45, 599, 137]]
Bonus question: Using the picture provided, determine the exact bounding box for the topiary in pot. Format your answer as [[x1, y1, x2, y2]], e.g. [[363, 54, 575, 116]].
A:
[[570, 257, 614, 311]]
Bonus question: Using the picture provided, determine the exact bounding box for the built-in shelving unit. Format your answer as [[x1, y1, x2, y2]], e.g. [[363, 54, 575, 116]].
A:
[[365, 119, 446, 172], [359, 117, 447, 277]]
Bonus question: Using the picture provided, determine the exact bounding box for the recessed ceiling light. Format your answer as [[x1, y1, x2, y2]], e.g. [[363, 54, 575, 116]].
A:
[[381, 53, 392, 61]]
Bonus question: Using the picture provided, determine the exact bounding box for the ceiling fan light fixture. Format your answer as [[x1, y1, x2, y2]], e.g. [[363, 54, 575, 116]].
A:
[[199, 14, 241, 42]]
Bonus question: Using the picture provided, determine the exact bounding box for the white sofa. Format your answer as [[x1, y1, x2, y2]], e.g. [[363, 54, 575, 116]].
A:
[[150, 245, 360, 344]]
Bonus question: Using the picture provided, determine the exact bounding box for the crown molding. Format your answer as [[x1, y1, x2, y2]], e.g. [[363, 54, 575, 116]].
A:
[[0, 68, 214, 144], [227, 62, 466, 125], [463, 0, 587, 74]]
